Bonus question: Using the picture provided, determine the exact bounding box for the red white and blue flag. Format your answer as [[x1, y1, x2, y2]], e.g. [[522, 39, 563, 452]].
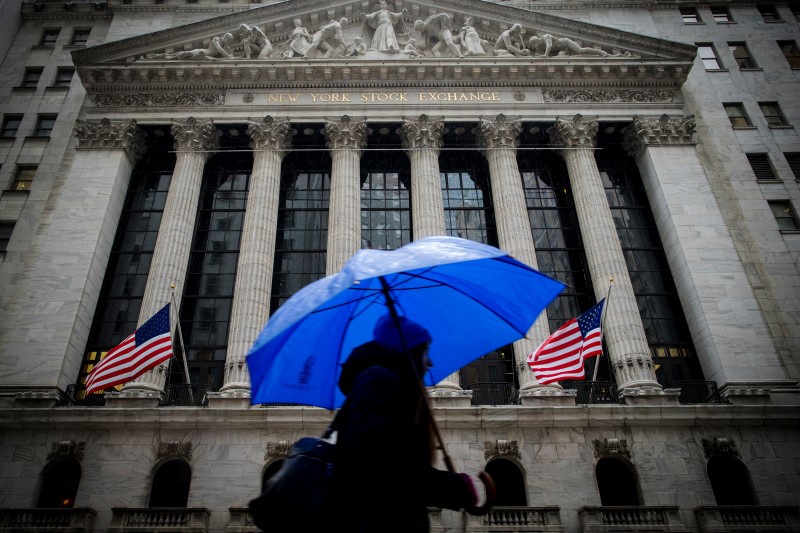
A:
[[85, 304, 174, 394], [526, 299, 605, 385]]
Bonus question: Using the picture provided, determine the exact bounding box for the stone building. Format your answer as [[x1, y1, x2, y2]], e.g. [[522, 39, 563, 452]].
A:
[[0, 0, 799, 531]]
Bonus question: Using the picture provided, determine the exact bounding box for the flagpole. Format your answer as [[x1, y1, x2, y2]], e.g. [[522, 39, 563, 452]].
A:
[[170, 284, 194, 405], [591, 278, 613, 382]]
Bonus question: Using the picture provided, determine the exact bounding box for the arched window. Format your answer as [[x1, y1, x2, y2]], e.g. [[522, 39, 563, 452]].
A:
[[149, 459, 191, 507], [485, 458, 527, 506], [37, 458, 81, 508], [596, 457, 641, 506], [707, 456, 758, 505]]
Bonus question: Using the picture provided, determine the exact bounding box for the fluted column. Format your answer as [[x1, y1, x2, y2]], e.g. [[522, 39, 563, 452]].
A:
[[548, 115, 660, 391], [400, 115, 447, 238], [120, 118, 219, 397], [323, 116, 367, 275], [477, 115, 552, 393], [219, 117, 292, 396]]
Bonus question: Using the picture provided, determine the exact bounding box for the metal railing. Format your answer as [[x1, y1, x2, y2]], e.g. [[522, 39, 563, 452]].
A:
[[673, 380, 723, 404], [0, 508, 96, 532], [159, 384, 211, 407], [568, 381, 619, 404], [467, 381, 516, 405], [58, 384, 106, 407]]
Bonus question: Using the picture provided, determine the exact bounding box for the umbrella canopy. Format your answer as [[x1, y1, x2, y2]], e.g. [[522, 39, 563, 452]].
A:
[[247, 236, 565, 409]]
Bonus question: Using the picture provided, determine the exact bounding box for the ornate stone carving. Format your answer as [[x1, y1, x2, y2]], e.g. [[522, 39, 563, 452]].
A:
[[361, 1, 406, 53], [266, 439, 292, 460], [484, 439, 521, 460], [171, 117, 219, 154], [74, 118, 145, 162], [92, 92, 225, 107], [478, 114, 522, 151], [528, 33, 630, 58], [543, 89, 676, 104], [323, 115, 367, 152], [248, 116, 292, 156], [592, 437, 631, 459], [157, 440, 192, 460], [702, 436, 740, 458], [413, 13, 462, 58], [494, 24, 529, 57], [547, 114, 598, 149], [47, 440, 85, 461], [400, 115, 445, 151], [623, 114, 696, 157], [281, 18, 312, 58], [304, 18, 351, 59]]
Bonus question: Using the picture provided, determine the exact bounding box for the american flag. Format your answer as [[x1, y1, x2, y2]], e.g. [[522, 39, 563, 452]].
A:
[[526, 299, 605, 385], [85, 304, 174, 394]]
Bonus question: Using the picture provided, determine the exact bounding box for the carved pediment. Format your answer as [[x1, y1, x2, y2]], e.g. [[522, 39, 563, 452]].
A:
[[71, 0, 696, 92]]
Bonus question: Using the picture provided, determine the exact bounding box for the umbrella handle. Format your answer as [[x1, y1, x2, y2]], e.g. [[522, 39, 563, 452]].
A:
[[465, 471, 496, 516]]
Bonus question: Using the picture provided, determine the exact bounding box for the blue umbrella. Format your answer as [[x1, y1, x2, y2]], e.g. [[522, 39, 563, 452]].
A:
[[247, 236, 565, 409]]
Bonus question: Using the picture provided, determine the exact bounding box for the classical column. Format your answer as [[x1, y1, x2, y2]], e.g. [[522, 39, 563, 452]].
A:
[[117, 118, 219, 401], [548, 115, 660, 392], [216, 117, 293, 399], [0, 119, 144, 406], [400, 115, 447, 238], [477, 115, 553, 394], [624, 115, 785, 394], [323, 115, 367, 275]]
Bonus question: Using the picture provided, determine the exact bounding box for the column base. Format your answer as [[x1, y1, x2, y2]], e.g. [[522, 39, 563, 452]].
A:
[[519, 387, 577, 407], [13, 388, 63, 408], [207, 389, 252, 409], [104, 390, 161, 408], [720, 380, 799, 405], [428, 388, 473, 407], [620, 387, 680, 405]]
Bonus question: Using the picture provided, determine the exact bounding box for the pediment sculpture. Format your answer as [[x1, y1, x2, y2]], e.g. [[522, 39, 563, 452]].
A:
[[139, 2, 634, 62]]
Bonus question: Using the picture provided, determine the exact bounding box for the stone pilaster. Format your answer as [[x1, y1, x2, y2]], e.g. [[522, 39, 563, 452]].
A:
[[549, 115, 660, 393], [477, 115, 553, 396], [2, 119, 144, 406], [323, 116, 366, 275], [624, 115, 786, 390], [116, 118, 219, 403], [213, 117, 292, 403], [400, 115, 447, 239]]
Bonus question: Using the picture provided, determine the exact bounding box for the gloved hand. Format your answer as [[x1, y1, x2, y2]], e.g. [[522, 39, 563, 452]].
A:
[[458, 473, 479, 508]]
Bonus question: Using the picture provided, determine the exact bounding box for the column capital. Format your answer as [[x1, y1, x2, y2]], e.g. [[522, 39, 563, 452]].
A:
[[247, 116, 293, 157], [73, 118, 145, 162], [400, 114, 445, 151], [323, 115, 367, 153], [623, 114, 697, 157], [477, 114, 522, 151], [171, 117, 219, 156], [548, 114, 598, 149]]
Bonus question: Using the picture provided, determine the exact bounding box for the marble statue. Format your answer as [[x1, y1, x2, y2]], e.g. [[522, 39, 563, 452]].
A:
[[361, 1, 407, 52], [494, 24, 530, 57], [282, 18, 312, 58], [528, 33, 611, 57], [304, 18, 350, 58], [413, 12, 462, 58], [147, 33, 237, 60], [458, 17, 488, 56], [346, 37, 368, 56], [403, 38, 422, 57], [237, 23, 273, 59]]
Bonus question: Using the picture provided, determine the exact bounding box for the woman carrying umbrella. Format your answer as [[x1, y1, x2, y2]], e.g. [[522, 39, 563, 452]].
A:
[[331, 314, 485, 532]]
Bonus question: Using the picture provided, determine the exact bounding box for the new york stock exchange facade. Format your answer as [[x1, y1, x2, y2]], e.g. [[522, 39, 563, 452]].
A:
[[1, 0, 799, 532]]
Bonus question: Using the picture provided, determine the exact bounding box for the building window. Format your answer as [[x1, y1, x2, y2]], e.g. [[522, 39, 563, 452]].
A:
[[12, 166, 36, 191], [708, 456, 759, 505], [680, 6, 702, 23], [53, 67, 74, 87], [39, 29, 60, 45], [790, 3, 800, 21], [759, 102, 790, 127], [33, 115, 57, 137], [0, 222, 14, 253], [757, 5, 782, 22], [723, 103, 753, 127], [36, 458, 80, 508], [746, 154, 778, 180], [729, 42, 758, 69], [21, 68, 43, 88], [697, 44, 722, 70], [148, 460, 191, 507], [596, 457, 642, 506], [785, 153, 800, 179], [769, 201, 800, 231], [710, 6, 733, 22], [0, 115, 22, 138], [778, 40, 800, 69], [70, 29, 90, 46]]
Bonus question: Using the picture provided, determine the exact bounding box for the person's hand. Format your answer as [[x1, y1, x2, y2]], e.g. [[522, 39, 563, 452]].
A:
[[458, 473, 478, 508], [461, 471, 496, 515]]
